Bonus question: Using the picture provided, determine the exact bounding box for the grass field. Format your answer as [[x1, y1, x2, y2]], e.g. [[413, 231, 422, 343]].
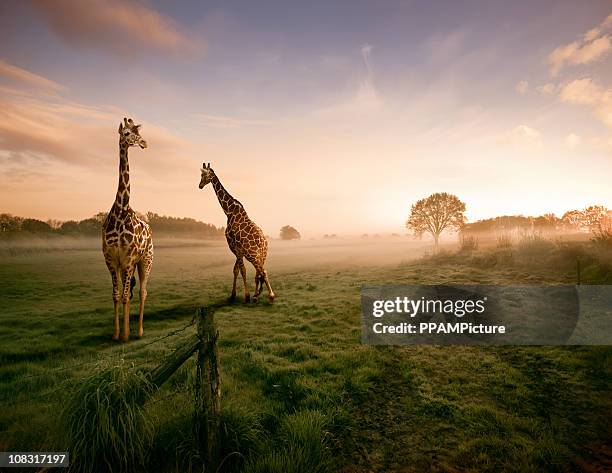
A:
[[0, 238, 610, 472]]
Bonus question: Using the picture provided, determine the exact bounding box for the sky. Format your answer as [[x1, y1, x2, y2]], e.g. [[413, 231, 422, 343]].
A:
[[0, 0, 611, 237]]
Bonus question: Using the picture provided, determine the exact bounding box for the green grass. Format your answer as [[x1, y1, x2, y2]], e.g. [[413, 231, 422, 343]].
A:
[[61, 360, 155, 473], [0, 240, 610, 472]]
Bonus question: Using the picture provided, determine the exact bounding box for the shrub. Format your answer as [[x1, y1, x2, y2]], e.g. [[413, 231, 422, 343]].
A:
[[61, 361, 155, 473]]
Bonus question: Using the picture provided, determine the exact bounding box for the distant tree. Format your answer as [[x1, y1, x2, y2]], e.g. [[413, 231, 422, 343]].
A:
[[78, 217, 102, 235], [93, 212, 108, 223], [406, 192, 466, 248], [562, 209, 584, 230], [59, 220, 80, 234], [562, 206, 609, 233], [533, 213, 560, 232], [21, 218, 52, 233], [0, 214, 22, 232], [46, 219, 63, 230], [280, 225, 301, 240], [582, 205, 608, 233], [145, 212, 223, 237]]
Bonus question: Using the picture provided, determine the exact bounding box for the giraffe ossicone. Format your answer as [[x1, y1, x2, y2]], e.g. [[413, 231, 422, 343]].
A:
[[102, 117, 154, 342], [199, 163, 275, 303]]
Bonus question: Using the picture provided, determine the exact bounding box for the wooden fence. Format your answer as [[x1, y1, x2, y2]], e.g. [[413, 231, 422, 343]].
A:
[[148, 306, 221, 464]]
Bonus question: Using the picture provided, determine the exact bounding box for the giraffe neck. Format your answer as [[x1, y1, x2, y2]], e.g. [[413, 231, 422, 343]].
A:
[[212, 174, 242, 217], [114, 141, 130, 211]]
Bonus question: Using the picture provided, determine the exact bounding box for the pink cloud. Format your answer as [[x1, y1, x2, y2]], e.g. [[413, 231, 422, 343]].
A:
[[28, 0, 202, 57], [0, 59, 65, 92], [548, 13, 612, 75]]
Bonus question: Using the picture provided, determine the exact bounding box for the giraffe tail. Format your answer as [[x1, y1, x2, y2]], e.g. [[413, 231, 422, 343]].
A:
[[129, 276, 137, 300]]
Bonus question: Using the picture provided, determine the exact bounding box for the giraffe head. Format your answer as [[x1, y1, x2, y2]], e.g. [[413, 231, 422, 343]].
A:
[[118, 117, 148, 149], [199, 162, 215, 189]]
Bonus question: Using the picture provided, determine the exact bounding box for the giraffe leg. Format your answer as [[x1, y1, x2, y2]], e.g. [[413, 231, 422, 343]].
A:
[[110, 269, 121, 340], [262, 269, 275, 303], [137, 259, 150, 339], [230, 259, 239, 301], [238, 259, 250, 303], [253, 269, 264, 302], [121, 267, 135, 342]]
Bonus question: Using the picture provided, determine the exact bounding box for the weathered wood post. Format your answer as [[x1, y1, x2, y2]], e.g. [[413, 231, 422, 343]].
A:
[[147, 334, 200, 388], [195, 306, 221, 466]]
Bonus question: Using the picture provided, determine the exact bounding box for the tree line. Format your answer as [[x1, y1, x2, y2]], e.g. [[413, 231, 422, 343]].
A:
[[0, 212, 224, 238], [463, 206, 611, 235], [406, 192, 611, 248]]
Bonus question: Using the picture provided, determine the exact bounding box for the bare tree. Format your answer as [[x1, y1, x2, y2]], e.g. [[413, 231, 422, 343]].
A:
[[406, 192, 466, 248]]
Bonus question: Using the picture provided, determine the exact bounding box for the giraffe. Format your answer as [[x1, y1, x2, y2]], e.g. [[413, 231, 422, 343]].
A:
[[102, 118, 154, 342], [198, 163, 275, 303]]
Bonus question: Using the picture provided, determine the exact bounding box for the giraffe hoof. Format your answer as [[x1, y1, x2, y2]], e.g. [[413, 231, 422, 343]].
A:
[[230, 293, 236, 302], [245, 295, 251, 303], [253, 296, 258, 303], [137, 329, 143, 338], [112, 334, 120, 341], [122, 334, 129, 343], [268, 295, 275, 303]]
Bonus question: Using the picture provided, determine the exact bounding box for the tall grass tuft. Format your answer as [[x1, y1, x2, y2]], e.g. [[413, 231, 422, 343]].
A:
[[60, 360, 155, 473], [496, 234, 513, 249], [459, 235, 479, 252], [243, 410, 331, 473], [215, 402, 265, 472], [516, 233, 555, 265]]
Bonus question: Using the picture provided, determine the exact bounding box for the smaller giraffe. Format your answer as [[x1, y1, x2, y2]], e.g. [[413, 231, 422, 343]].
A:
[[199, 163, 275, 303], [103, 118, 153, 342]]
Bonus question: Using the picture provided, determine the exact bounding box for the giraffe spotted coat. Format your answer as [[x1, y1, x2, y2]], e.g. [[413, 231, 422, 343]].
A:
[[199, 163, 275, 303], [102, 118, 153, 342]]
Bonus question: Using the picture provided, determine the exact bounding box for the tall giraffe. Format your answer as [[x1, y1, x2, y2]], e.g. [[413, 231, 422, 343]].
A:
[[102, 118, 154, 342], [198, 163, 275, 303]]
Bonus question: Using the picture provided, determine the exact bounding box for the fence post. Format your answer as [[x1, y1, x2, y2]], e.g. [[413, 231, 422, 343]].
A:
[[147, 334, 200, 388], [195, 306, 221, 466]]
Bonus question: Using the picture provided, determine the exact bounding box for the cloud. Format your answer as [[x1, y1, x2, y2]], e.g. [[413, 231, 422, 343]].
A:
[[559, 78, 605, 104], [28, 0, 202, 56], [536, 83, 556, 95], [565, 133, 582, 147], [548, 13, 612, 75], [499, 124, 542, 151], [512, 124, 540, 140], [559, 77, 612, 129], [360, 43, 373, 75], [515, 80, 528, 95], [0, 59, 65, 92], [0, 88, 189, 174]]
